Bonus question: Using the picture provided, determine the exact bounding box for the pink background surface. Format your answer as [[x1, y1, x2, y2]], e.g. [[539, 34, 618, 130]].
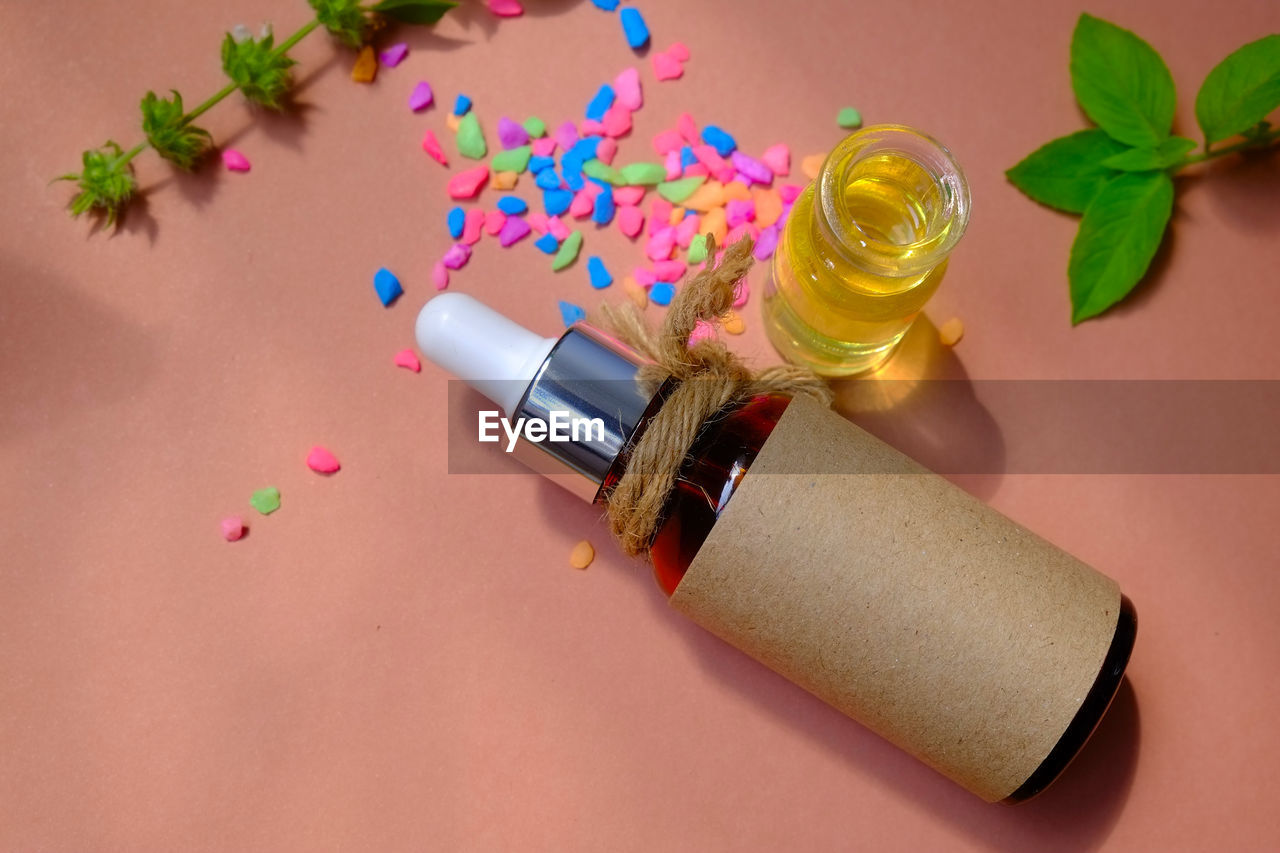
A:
[[3, 0, 1279, 849]]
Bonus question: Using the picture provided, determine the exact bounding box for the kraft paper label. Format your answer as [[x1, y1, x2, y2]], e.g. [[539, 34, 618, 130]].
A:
[[670, 397, 1120, 802]]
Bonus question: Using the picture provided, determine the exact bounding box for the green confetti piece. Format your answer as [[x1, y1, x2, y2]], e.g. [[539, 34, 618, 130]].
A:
[[551, 231, 583, 271], [657, 175, 706, 203], [456, 112, 487, 160], [687, 233, 708, 263], [582, 159, 624, 185], [522, 116, 547, 137], [619, 162, 667, 186], [837, 106, 863, 129], [490, 145, 531, 173], [250, 486, 281, 515]]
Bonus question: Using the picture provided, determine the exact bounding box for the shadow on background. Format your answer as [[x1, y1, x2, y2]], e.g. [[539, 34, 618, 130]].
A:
[[0, 255, 158, 443], [830, 314, 1006, 499]]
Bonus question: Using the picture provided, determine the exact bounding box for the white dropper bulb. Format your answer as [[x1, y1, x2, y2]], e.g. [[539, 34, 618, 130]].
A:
[[415, 293, 558, 416]]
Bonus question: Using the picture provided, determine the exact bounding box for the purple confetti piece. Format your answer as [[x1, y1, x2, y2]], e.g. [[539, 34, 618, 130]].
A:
[[498, 217, 532, 247], [497, 116, 530, 150], [408, 81, 434, 112], [380, 43, 408, 67], [442, 242, 472, 270], [753, 225, 779, 261], [731, 151, 773, 186]]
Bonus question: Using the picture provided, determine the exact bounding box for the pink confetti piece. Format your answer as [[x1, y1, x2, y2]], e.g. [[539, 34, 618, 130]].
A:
[[220, 516, 245, 542], [674, 213, 700, 247], [617, 205, 644, 238], [652, 51, 683, 81], [569, 191, 595, 218], [733, 279, 750, 309], [676, 112, 698, 144], [527, 211, 550, 233], [646, 229, 676, 261], [725, 198, 756, 227], [484, 210, 508, 235], [431, 261, 450, 291], [692, 144, 728, 174], [447, 165, 488, 198], [664, 150, 682, 180], [394, 348, 423, 372], [554, 121, 578, 152], [649, 199, 673, 233], [668, 41, 690, 62], [613, 186, 645, 206], [306, 445, 341, 474], [761, 143, 791, 177], [531, 136, 557, 157], [422, 129, 449, 166], [409, 80, 434, 111], [652, 129, 683, 155], [779, 183, 804, 204], [222, 149, 251, 172], [547, 216, 571, 241], [596, 136, 618, 164], [688, 319, 717, 346], [442, 243, 472, 270], [580, 118, 607, 136], [602, 104, 632, 137], [498, 216, 532, 247], [633, 266, 657, 286], [380, 43, 409, 67], [487, 0, 524, 15], [725, 223, 758, 246], [584, 181, 605, 198], [462, 209, 485, 245], [613, 67, 643, 110], [753, 225, 780, 261], [653, 259, 687, 281], [682, 163, 710, 178]]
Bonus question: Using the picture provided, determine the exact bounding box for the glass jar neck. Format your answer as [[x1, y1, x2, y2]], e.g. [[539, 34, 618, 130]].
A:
[[812, 124, 970, 279]]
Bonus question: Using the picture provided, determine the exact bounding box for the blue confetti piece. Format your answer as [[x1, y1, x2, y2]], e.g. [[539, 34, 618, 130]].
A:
[[592, 188, 615, 225], [559, 300, 587, 327], [543, 188, 573, 216], [373, 268, 403, 307], [649, 282, 675, 306], [446, 206, 465, 239], [590, 0, 619, 9], [585, 85, 615, 122], [680, 146, 698, 169], [563, 168, 585, 192], [570, 137, 602, 162], [535, 233, 559, 254], [453, 94, 472, 116], [701, 126, 736, 157], [529, 155, 556, 174], [497, 196, 528, 215], [587, 256, 613, 290], [619, 7, 649, 50], [535, 168, 562, 190]]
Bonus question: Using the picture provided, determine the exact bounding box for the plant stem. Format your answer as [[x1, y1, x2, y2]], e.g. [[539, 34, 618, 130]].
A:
[[1176, 127, 1280, 169], [108, 16, 324, 174]]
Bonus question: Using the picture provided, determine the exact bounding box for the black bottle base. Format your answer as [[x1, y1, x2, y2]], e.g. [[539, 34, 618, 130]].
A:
[[1004, 594, 1138, 803]]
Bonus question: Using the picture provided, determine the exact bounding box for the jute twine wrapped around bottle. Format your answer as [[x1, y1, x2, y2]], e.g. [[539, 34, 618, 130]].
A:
[[595, 235, 832, 556]]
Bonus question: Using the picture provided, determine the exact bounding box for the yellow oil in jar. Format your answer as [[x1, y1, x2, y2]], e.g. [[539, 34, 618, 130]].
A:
[[763, 126, 969, 376]]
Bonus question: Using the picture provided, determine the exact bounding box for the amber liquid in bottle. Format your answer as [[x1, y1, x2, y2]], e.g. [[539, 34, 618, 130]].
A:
[[603, 392, 1136, 801]]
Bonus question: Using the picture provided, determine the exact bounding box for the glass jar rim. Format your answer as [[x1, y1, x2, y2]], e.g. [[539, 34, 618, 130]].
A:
[[816, 124, 971, 278]]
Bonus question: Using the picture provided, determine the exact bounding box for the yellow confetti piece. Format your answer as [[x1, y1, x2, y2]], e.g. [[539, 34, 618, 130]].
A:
[[351, 45, 377, 83], [621, 276, 648, 308], [490, 170, 519, 190], [939, 317, 965, 347], [569, 539, 595, 569], [722, 309, 744, 335]]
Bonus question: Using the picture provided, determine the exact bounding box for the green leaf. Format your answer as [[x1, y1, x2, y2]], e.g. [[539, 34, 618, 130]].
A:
[[221, 31, 297, 110], [1006, 129, 1127, 213], [1100, 135, 1197, 171], [141, 90, 212, 170], [57, 141, 137, 227], [1195, 34, 1280, 145], [308, 0, 369, 48], [1070, 13, 1176, 147], [370, 0, 457, 25], [1068, 171, 1173, 323]]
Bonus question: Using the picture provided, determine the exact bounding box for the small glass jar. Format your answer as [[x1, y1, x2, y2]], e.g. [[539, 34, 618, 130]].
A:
[[763, 125, 971, 376]]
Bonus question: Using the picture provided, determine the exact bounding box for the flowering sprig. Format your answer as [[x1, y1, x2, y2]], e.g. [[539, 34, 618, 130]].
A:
[[58, 0, 456, 228]]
